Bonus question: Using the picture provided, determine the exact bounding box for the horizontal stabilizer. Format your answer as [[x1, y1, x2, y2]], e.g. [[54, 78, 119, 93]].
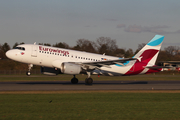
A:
[[145, 66, 173, 69]]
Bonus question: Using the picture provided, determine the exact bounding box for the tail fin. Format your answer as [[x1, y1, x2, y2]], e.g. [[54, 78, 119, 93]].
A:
[[133, 35, 164, 66]]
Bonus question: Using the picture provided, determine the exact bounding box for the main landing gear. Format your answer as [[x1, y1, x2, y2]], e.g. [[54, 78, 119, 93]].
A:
[[26, 64, 33, 76], [71, 72, 93, 85], [71, 75, 78, 84], [85, 72, 93, 85], [85, 78, 93, 85]]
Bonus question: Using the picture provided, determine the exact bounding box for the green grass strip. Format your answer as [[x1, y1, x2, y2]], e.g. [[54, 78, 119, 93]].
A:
[[0, 93, 180, 120]]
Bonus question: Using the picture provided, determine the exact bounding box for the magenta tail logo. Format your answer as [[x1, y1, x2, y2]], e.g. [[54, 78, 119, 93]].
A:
[[125, 49, 159, 75]]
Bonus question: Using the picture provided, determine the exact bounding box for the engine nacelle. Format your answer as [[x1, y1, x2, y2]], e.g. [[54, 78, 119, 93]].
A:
[[61, 62, 81, 75], [41, 67, 61, 76]]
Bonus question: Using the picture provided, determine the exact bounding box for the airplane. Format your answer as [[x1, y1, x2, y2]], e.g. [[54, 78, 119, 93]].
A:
[[6, 35, 165, 85]]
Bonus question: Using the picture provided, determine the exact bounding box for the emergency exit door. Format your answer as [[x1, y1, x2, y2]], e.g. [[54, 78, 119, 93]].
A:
[[31, 45, 37, 57]]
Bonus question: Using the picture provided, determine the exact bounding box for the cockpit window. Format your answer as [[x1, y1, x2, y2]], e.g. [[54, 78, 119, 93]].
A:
[[14, 47, 25, 50]]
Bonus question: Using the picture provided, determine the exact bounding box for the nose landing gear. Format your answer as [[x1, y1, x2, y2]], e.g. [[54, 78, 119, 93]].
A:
[[26, 64, 33, 76]]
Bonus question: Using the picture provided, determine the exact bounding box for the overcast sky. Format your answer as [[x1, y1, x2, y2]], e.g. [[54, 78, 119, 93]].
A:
[[0, 0, 180, 50]]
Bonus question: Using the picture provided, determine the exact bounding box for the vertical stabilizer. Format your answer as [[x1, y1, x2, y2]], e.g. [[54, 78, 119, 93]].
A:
[[124, 35, 164, 75], [133, 35, 164, 66]]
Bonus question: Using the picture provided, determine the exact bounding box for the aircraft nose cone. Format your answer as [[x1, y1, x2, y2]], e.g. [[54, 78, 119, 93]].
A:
[[6, 50, 13, 59]]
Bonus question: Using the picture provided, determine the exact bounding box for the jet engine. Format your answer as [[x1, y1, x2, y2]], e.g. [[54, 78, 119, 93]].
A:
[[41, 67, 61, 76], [61, 62, 81, 75]]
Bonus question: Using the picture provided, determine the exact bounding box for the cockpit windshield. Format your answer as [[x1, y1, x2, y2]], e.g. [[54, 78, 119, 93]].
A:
[[14, 47, 25, 51]]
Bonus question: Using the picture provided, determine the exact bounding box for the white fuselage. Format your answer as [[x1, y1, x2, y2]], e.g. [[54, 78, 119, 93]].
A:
[[6, 44, 135, 76], [5, 35, 165, 78]]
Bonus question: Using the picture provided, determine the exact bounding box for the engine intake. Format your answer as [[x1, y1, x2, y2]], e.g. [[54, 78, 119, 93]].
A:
[[61, 62, 81, 74]]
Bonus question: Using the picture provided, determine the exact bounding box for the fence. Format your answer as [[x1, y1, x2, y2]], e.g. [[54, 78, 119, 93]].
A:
[[0, 70, 41, 75]]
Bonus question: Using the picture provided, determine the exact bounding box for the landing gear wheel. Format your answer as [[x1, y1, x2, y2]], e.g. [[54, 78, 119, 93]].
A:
[[85, 78, 93, 85], [71, 77, 78, 84], [26, 71, 31, 76]]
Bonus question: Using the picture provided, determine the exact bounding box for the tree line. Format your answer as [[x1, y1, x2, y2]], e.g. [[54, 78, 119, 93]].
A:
[[0, 37, 180, 70]]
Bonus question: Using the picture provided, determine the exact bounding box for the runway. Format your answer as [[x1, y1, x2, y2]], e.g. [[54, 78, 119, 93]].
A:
[[1, 80, 180, 91]]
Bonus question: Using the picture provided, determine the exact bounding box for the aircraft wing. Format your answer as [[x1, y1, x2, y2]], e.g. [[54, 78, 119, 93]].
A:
[[145, 66, 173, 69], [80, 58, 137, 69], [160, 61, 180, 64]]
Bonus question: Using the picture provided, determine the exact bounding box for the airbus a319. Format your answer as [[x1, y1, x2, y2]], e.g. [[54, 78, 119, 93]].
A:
[[6, 35, 165, 85]]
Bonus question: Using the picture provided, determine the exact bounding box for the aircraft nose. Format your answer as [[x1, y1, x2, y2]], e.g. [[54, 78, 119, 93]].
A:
[[6, 50, 13, 59]]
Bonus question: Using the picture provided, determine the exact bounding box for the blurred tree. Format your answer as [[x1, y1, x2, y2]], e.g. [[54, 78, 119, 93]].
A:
[[39, 43, 51, 46], [96, 37, 118, 56], [0, 43, 10, 59], [164, 46, 180, 55], [114, 48, 126, 57], [157, 50, 171, 62], [134, 43, 146, 54], [73, 39, 96, 53], [53, 42, 69, 49], [0, 44, 3, 59], [124, 48, 134, 58], [13, 42, 25, 48], [2, 43, 10, 53], [13, 42, 19, 49]]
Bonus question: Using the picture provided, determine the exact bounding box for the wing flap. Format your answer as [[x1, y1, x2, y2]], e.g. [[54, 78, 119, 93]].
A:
[[82, 58, 137, 68]]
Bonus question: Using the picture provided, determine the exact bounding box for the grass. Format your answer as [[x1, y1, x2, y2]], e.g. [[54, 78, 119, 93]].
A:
[[0, 74, 180, 119], [0, 93, 180, 120]]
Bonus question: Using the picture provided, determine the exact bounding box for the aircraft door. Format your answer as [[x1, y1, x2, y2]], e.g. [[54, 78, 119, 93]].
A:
[[31, 45, 38, 57]]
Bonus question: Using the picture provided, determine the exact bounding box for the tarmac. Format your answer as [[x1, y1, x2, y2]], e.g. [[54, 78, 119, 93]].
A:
[[1, 80, 180, 91]]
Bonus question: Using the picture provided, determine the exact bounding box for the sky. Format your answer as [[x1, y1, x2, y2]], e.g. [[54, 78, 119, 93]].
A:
[[0, 0, 180, 51]]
